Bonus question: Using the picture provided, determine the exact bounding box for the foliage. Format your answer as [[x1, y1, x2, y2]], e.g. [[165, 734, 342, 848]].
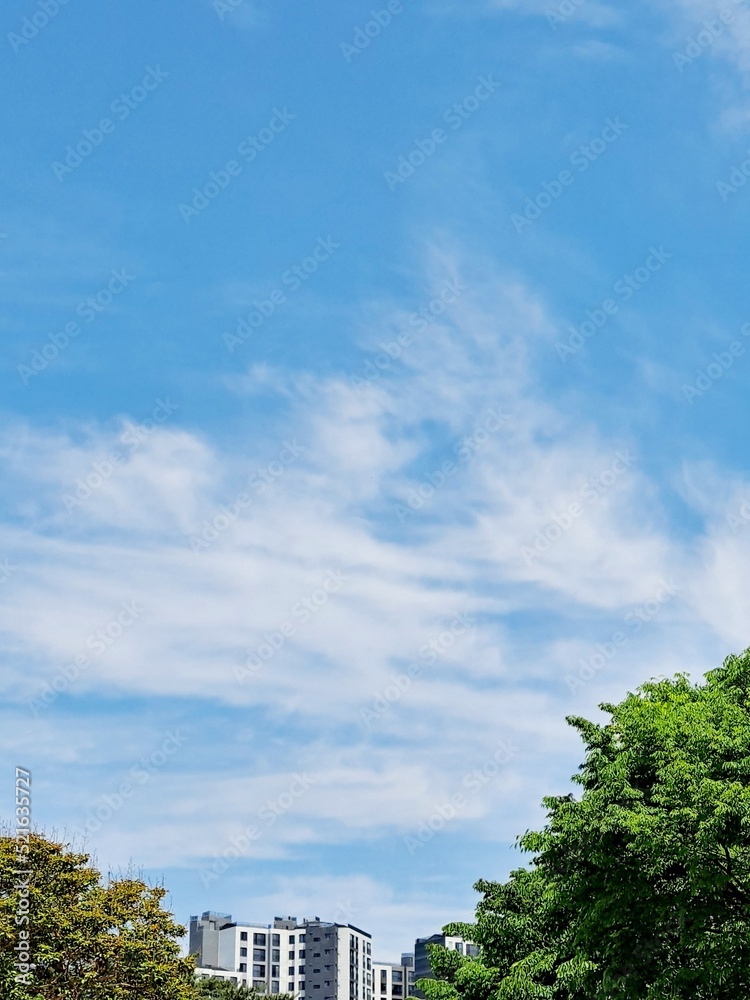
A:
[[193, 976, 295, 999], [0, 832, 196, 999], [417, 650, 750, 999]]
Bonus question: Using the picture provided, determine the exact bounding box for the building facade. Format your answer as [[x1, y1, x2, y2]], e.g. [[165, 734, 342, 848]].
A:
[[372, 955, 416, 1000], [190, 913, 307, 994], [190, 913, 373, 998], [303, 919, 372, 1000], [190, 912, 476, 998]]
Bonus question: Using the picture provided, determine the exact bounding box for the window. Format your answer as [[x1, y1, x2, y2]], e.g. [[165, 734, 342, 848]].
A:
[[253, 966, 266, 978], [325, 933, 332, 939], [393, 973, 403, 984], [290, 985, 295, 993], [255, 934, 267, 946], [273, 950, 281, 962], [299, 967, 305, 975], [289, 952, 295, 960], [367, 959, 371, 970], [324, 949, 332, 955], [313, 952, 321, 958], [313, 969, 321, 974], [254, 982, 267, 993], [289, 968, 295, 977], [241, 932, 248, 942], [272, 934, 281, 946], [299, 935, 306, 943], [241, 948, 248, 957], [272, 983, 280, 994], [393, 988, 403, 996], [300, 950, 306, 958], [254, 949, 267, 961], [290, 936, 296, 944], [366, 943, 371, 955], [239, 964, 247, 973], [272, 966, 280, 978], [313, 937, 321, 942]]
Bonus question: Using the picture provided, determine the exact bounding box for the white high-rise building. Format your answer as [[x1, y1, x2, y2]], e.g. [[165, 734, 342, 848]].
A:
[[372, 955, 415, 1000], [190, 912, 373, 999], [190, 911, 475, 998], [190, 913, 306, 993]]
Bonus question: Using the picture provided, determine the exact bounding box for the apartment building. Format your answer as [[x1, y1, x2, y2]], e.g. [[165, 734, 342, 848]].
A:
[[372, 955, 416, 1000], [190, 912, 373, 998], [189, 913, 306, 993], [190, 911, 476, 998], [304, 919, 372, 1000]]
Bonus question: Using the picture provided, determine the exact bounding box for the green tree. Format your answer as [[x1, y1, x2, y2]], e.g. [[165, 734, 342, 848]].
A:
[[193, 976, 295, 999], [0, 832, 197, 999], [418, 650, 750, 999]]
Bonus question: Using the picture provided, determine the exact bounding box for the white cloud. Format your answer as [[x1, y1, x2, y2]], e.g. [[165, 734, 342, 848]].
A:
[[4, 245, 749, 948]]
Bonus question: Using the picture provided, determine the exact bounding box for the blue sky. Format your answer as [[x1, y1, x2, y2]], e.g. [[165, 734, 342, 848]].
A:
[[2, 0, 750, 962]]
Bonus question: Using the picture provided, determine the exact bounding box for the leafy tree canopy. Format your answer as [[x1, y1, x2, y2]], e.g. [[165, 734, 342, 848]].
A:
[[417, 651, 750, 999], [0, 832, 196, 999], [194, 976, 294, 999]]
